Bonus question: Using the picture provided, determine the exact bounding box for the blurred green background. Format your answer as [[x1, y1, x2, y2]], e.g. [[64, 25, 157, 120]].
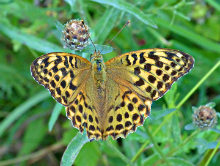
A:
[[0, 0, 220, 166]]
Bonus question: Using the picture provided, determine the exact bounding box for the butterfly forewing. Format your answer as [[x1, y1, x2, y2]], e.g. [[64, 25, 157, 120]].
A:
[[106, 48, 194, 101], [30, 52, 92, 106]]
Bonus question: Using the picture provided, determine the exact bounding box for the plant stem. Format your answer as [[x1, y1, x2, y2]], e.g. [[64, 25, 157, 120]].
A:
[[105, 141, 133, 165], [131, 60, 220, 163], [176, 60, 220, 109], [145, 127, 171, 166], [204, 139, 220, 166], [167, 130, 199, 156], [0, 142, 64, 166]]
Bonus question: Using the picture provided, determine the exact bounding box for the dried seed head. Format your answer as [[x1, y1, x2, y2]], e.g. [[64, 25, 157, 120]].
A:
[[62, 19, 90, 51], [192, 105, 217, 130]]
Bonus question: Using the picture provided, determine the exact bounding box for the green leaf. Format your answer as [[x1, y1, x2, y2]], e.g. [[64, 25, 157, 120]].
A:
[[192, 106, 197, 112], [84, 44, 114, 54], [93, 8, 120, 44], [0, 91, 50, 137], [0, 64, 27, 98], [64, 0, 76, 11], [61, 131, 90, 166], [171, 115, 181, 144], [164, 83, 178, 108], [206, 141, 220, 149], [142, 154, 160, 166], [55, 20, 65, 36], [48, 103, 64, 131], [184, 123, 197, 130], [210, 128, 220, 134], [90, 0, 157, 28], [205, 102, 216, 108], [160, 157, 195, 166], [0, 1, 54, 24], [195, 138, 208, 154], [156, 18, 220, 54], [18, 119, 47, 156], [150, 108, 176, 121], [205, 0, 220, 12], [0, 23, 71, 54], [74, 141, 100, 166]]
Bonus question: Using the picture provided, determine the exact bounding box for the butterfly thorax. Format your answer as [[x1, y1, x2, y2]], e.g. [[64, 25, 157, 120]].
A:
[[91, 51, 107, 94]]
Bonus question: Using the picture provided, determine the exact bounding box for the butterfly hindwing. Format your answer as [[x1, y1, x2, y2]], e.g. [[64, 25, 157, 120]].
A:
[[31, 52, 92, 106], [102, 77, 152, 140], [65, 84, 102, 140], [106, 48, 194, 101]]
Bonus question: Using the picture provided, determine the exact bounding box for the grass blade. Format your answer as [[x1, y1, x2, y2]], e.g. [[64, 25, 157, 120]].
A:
[[61, 131, 90, 166], [0, 91, 50, 137], [90, 0, 157, 28], [156, 18, 220, 54], [48, 103, 63, 132], [0, 23, 69, 54]]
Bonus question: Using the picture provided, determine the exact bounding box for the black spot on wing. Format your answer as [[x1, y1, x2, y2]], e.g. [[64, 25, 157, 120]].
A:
[[54, 57, 62, 65], [148, 75, 156, 83], [131, 54, 138, 65], [54, 75, 60, 81], [64, 56, 69, 68], [134, 78, 145, 86], [134, 67, 141, 75], [144, 64, 151, 72], [50, 80, 56, 88], [60, 68, 68, 76], [125, 55, 131, 66], [164, 52, 176, 60], [52, 66, 58, 73], [42, 57, 50, 67], [116, 114, 122, 122], [148, 52, 159, 61], [139, 52, 146, 64], [75, 57, 78, 68], [156, 61, 163, 68], [69, 56, 74, 68], [69, 82, 77, 90]]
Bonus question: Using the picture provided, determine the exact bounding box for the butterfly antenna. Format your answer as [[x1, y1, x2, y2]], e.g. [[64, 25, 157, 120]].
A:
[[81, 20, 97, 53], [100, 20, 130, 54]]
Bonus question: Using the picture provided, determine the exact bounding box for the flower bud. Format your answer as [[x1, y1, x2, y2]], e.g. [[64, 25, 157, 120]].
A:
[[62, 19, 90, 51], [192, 105, 217, 130]]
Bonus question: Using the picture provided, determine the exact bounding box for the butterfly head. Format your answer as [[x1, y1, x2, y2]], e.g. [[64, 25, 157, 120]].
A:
[[90, 51, 103, 62], [90, 51, 106, 74]]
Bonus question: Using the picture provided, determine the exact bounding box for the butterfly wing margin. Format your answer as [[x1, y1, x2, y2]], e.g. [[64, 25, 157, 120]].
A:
[[105, 48, 194, 101], [31, 52, 92, 106]]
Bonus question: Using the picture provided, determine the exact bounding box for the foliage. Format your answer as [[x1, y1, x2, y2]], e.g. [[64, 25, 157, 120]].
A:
[[0, 0, 220, 165]]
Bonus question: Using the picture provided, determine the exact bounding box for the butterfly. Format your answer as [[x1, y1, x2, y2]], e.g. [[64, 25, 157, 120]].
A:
[[30, 48, 194, 140]]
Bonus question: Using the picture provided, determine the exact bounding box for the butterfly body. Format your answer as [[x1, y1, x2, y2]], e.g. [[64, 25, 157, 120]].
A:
[[91, 51, 107, 93], [31, 48, 194, 140]]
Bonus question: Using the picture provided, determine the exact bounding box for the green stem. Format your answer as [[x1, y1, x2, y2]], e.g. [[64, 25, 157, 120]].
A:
[[0, 142, 63, 165], [105, 141, 133, 165], [176, 60, 220, 109], [205, 0, 220, 11], [167, 130, 199, 156], [145, 127, 171, 166], [131, 60, 220, 163], [204, 139, 220, 166]]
